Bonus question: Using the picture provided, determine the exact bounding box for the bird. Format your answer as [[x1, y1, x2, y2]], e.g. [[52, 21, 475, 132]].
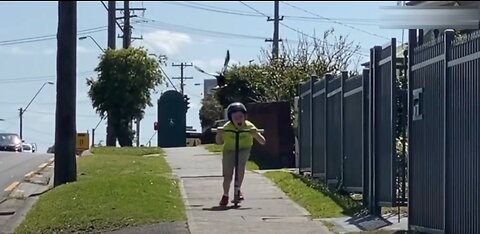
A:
[[194, 50, 230, 89]]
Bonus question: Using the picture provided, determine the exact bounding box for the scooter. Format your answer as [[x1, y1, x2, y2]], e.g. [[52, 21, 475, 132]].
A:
[[212, 127, 264, 207]]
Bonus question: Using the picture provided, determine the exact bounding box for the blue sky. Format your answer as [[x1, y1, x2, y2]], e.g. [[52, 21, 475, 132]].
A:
[[0, 1, 404, 152]]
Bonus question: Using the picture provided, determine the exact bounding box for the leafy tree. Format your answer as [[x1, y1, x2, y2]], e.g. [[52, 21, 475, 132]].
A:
[[198, 28, 362, 136], [87, 47, 163, 147], [198, 94, 224, 130], [215, 28, 361, 108]]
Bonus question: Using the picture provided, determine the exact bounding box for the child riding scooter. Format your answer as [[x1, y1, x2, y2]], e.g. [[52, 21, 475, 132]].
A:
[[214, 102, 266, 207]]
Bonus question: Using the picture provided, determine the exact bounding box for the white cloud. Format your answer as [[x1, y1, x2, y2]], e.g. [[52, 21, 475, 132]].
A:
[[42, 46, 93, 55], [43, 48, 56, 55], [201, 38, 214, 45], [9, 46, 32, 55], [142, 30, 192, 55], [77, 45, 93, 54]]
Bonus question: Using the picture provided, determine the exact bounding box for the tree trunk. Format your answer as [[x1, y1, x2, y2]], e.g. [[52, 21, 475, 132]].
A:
[[116, 120, 133, 147], [106, 114, 116, 146]]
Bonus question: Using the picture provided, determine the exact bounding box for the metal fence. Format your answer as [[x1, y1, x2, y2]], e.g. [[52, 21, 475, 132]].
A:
[[296, 29, 480, 233], [297, 71, 369, 193], [408, 29, 480, 234], [296, 38, 408, 216]]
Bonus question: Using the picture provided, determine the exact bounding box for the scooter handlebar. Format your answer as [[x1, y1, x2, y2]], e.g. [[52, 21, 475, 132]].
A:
[[211, 127, 264, 133]]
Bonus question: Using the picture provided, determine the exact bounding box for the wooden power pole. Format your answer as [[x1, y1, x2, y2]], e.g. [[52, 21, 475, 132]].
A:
[[55, 1, 77, 186]]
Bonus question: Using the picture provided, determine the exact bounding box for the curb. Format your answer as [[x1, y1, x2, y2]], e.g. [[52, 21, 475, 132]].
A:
[[7, 159, 54, 198], [24, 158, 54, 180]]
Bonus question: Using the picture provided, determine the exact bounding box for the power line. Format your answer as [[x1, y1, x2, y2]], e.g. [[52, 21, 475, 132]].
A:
[[140, 18, 267, 40], [159, 66, 178, 91], [284, 16, 379, 26], [139, 39, 178, 91], [166, 1, 379, 26], [281, 1, 389, 40], [0, 71, 95, 83], [238, 1, 270, 17], [0, 27, 108, 46], [24, 110, 100, 119], [161, 1, 264, 17]]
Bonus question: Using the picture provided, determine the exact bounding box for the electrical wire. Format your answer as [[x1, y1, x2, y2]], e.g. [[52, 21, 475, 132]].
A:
[[0, 71, 95, 84], [281, 1, 389, 40], [0, 27, 108, 46], [237, 1, 368, 57], [162, 1, 265, 17], [140, 17, 267, 40]]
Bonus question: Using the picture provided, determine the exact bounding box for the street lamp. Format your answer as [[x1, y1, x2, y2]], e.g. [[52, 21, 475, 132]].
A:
[[79, 36, 105, 52], [19, 81, 54, 140]]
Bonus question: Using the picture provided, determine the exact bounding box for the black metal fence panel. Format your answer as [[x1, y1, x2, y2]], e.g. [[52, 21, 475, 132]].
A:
[[446, 31, 480, 234], [409, 29, 480, 234], [371, 39, 398, 207], [326, 74, 343, 185], [343, 74, 365, 192], [409, 34, 445, 233], [298, 80, 312, 173], [312, 78, 326, 178]]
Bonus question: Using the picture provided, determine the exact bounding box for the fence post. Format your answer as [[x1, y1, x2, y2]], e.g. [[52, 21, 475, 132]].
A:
[[369, 45, 382, 216], [310, 75, 317, 176], [324, 74, 332, 185], [407, 28, 417, 229], [443, 29, 454, 234], [295, 83, 302, 171], [362, 68, 370, 207]]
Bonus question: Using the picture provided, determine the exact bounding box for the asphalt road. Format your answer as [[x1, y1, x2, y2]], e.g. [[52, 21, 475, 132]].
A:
[[0, 152, 52, 199]]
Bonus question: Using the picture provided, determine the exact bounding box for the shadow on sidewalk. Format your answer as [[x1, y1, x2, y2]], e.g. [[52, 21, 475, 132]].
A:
[[202, 206, 253, 211]]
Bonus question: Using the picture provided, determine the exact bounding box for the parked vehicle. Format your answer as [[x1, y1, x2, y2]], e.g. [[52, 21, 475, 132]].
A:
[[22, 143, 33, 153], [0, 133, 23, 152]]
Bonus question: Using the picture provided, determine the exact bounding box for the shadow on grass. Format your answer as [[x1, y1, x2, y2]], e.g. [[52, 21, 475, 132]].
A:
[[292, 173, 367, 217], [248, 153, 283, 170]]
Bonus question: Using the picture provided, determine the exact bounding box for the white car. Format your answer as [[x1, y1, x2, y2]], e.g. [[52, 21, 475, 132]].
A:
[[22, 143, 33, 153]]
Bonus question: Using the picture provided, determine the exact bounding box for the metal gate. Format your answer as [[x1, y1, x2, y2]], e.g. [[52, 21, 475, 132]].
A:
[[366, 38, 408, 214]]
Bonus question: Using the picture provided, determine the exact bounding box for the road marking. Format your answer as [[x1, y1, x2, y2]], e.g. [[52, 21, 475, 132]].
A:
[[38, 163, 48, 169], [24, 171, 35, 178], [4, 181, 20, 192]]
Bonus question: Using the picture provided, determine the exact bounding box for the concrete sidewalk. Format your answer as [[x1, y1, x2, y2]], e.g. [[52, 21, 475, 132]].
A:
[[164, 147, 332, 234]]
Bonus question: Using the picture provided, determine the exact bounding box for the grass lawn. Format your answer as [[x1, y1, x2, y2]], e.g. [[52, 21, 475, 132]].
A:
[[15, 147, 186, 234], [203, 144, 282, 171], [204, 144, 222, 153], [264, 171, 365, 218]]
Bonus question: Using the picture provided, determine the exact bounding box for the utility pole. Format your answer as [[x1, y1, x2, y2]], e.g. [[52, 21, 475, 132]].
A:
[[122, 1, 130, 49], [55, 1, 77, 187], [108, 1, 116, 49], [266, 1, 283, 60], [106, 1, 116, 146], [116, 1, 145, 146], [172, 63, 193, 95]]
